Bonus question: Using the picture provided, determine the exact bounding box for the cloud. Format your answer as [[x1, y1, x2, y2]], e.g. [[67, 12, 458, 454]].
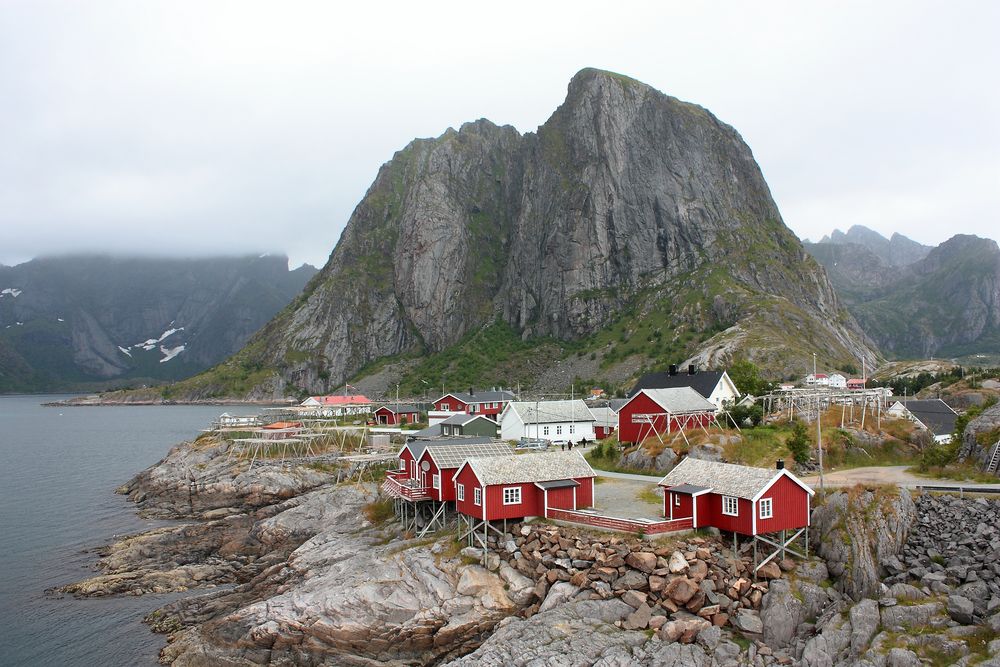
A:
[[0, 0, 997, 268]]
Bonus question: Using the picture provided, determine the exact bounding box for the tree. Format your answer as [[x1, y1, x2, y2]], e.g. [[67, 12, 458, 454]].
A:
[[786, 420, 811, 464], [726, 403, 763, 428], [728, 359, 772, 396]]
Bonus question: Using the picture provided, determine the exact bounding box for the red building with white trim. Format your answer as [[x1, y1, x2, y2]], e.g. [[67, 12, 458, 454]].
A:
[[373, 404, 421, 425], [657, 458, 813, 536], [617, 387, 718, 444], [432, 389, 516, 420], [453, 451, 596, 522]]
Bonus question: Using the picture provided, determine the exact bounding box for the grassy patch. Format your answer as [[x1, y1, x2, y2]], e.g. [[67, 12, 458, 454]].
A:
[[362, 498, 396, 526], [635, 486, 662, 505]]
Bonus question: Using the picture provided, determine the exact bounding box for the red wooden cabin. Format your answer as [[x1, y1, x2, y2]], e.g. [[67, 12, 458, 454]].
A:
[[416, 441, 514, 502], [453, 451, 596, 522], [617, 388, 717, 444], [657, 458, 814, 536], [432, 389, 516, 420], [374, 404, 420, 425]]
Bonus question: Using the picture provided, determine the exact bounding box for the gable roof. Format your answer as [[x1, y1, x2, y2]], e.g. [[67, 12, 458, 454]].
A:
[[304, 394, 371, 406], [401, 436, 498, 461], [657, 457, 814, 500], [458, 451, 596, 486], [589, 406, 618, 428], [608, 398, 629, 413], [894, 399, 958, 435], [629, 370, 728, 399], [435, 389, 516, 405], [632, 387, 717, 414], [377, 404, 420, 414], [423, 441, 514, 468], [439, 413, 496, 427], [503, 400, 595, 424]]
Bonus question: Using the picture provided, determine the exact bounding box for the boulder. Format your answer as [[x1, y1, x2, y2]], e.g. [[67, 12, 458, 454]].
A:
[[539, 582, 580, 613], [732, 610, 762, 634], [623, 602, 652, 630], [756, 560, 782, 580], [947, 594, 976, 625], [664, 577, 699, 604], [668, 551, 689, 573], [849, 599, 880, 655], [626, 551, 657, 574]]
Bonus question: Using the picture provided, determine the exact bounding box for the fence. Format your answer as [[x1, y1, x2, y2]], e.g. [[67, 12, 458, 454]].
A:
[[545, 507, 693, 535]]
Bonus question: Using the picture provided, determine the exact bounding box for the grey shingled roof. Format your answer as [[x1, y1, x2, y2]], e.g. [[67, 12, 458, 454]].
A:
[[895, 399, 958, 436], [404, 436, 495, 460], [379, 404, 420, 414], [439, 413, 496, 426], [658, 457, 810, 500], [464, 451, 596, 486], [506, 400, 596, 424], [629, 370, 727, 399], [589, 406, 618, 428], [438, 389, 516, 404], [426, 441, 514, 468], [639, 387, 717, 413]]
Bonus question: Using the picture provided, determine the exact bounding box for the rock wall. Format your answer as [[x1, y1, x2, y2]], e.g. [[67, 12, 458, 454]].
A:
[[958, 401, 1000, 471], [810, 487, 916, 601]]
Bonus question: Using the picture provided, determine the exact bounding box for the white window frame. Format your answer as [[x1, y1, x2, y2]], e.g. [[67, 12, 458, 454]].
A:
[[556, 425, 563, 435], [502, 486, 522, 505], [759, 497, 773, 519], [722, 495, 739, 516], [474, 487, 482, 506], [470, 403, 477, 413], [433, 474, 440, 489], [543, 425, 550, 436], [441, 402, 450, 411], [674, 494, 681, 507], [457, 483, 465, 501], [569, 424, 575, 434]]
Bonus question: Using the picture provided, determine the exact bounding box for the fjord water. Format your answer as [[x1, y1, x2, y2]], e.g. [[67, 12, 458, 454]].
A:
[[0, 396, 239, 666]]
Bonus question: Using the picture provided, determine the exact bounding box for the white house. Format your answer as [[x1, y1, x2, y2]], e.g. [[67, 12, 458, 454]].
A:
[[804, 373, 830, 387], [628, 367, 739, 413], [828, 373, 847, 389], [887, 399, 958, 443], [499, 400, 596, 444]]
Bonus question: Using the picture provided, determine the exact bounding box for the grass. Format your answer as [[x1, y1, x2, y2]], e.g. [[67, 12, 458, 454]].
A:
[[911, 464, 1000, 484], [635, 486, 662, 506], [362, 498, 396, 526]]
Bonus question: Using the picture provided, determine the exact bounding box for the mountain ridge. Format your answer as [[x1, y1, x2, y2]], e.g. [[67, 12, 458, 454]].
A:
[[125, 68, 877, 400]]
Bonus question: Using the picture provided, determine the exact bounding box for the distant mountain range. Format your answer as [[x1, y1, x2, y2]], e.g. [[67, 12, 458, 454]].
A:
[[806, 226, 1000, 359], [0, 255, 316, 392]]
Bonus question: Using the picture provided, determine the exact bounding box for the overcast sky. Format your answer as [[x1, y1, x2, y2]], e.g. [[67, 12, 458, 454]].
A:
[[1, 1, 997, 269]]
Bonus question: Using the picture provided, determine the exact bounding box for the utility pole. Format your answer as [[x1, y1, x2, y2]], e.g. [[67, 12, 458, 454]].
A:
[[814, 353, 824, 492]]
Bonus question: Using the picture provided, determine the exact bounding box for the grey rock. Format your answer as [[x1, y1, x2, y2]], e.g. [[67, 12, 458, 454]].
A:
[[881, 602, 944, 630], [539, 581, 581, 613], [732, 610, 762, 634], [849, 599, 880, 655], [885, 648, 921, 667], [947, 594, 976, 624]]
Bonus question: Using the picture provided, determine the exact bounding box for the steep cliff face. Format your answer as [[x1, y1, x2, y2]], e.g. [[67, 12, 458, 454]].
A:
[[171, 69, 875, 399], [0, 255, 316, 392]]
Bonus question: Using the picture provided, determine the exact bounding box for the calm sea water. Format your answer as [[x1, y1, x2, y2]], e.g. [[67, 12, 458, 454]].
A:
[[0, 396, 252, 667]]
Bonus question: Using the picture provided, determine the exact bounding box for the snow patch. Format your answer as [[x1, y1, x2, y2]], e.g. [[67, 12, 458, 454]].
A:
[[159, 344, 185, 363], [1, 288, 22, 298], [118, 346, 132, 357], [16, 322, 23, 326], [57, 318, 65, 322], [135, 326, 185, 349]]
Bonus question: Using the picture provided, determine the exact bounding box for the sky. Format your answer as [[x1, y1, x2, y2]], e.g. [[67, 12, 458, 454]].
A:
[[1, 1, 997, 269]]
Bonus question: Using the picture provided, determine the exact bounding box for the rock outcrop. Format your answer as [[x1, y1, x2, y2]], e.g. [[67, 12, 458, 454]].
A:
[[958, 401, 1000, 471], [811, 487, 916, 600], [164, 67, 875, 400]]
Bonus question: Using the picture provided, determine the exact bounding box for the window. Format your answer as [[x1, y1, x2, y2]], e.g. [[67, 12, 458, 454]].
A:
[[400, 459, 406, 471], [569, 425, 575, 434], [556, 425, 563, 435], [502, 487, 522, 505], [759, 498, 773, 519], [441, 402, 450, 411], [473, 487, 482, 506], [674, 494, 681, 506], [722, 496, 739, 516], [470, 404, 477, 413], [457, 484, 465, 501], [543, 426, 550, 436], [442, 425, 450, 435], [433, 474, 440, 489]]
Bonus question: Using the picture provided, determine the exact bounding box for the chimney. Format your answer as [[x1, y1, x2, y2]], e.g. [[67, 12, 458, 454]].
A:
[[776, 459, 785, 470], [669, 364, 678, 376], [469, 387, 474, 396], [688, 364, 696, 375]]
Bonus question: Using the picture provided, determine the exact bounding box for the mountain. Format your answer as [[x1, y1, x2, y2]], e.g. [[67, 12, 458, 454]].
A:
[[848, 235, 1000, 358], [0, 255, 317, 392], [807, 231, 1000, 359], [157, 68, 874, 401], [819, 225, 931, 267]]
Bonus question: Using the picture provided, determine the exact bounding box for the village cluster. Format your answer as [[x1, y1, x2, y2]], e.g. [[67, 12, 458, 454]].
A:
[[214, 364, 966, 567]]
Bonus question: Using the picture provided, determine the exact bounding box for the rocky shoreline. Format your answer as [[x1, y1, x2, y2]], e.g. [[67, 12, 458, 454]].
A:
[[64, 436, 1000, 665]]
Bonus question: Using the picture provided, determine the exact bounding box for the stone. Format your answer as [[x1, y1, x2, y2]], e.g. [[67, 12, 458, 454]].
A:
[[668, 551, 689, 573], [539, 582, 580, 613], [687, 559, 709, 582], [649, 575, 667, 592], [623, 602, 652, 630], [622, 590, 647, 609], [849, 599, 880, 655], [695, 624, 721, 650], [886, 648, 922, 667], [756, 560, 782, 580], [664, 577, 699, 604], [732, 610, 762, 634], [947, 594, 976, 624], [626, 551, 657, 574]]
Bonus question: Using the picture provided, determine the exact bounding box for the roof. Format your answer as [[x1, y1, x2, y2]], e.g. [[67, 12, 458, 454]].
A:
[[435, 389, 516, 405], [669, 483, 711, 495], [439, 413, 496, 426], [535, 479, 580, 490], [504, 400, 595, 424], [262, 421, 303, 429], [608, 399, 629, 413], [633, 387, 717, 414], [305, 395, 371, 405], [410, 424, 441, 438], [894, 399, 958, 435], [377, 404, 420, 414], [658, 457, 814, 500], [459, 451, 596, 486], [589, 407, 618, 428], [629, 370, 727, 399], [402, 436, 497, 461], [425, 441, 515, 468]]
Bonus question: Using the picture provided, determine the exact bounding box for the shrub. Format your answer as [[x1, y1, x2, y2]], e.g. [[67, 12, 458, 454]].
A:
[[786, 420, 812, 464]]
